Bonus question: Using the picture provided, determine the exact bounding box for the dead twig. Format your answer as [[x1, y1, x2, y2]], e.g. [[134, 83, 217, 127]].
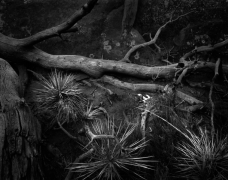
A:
[[175, 67, 189, 84], [65, 148, 94, 180], [209, 58, 221, 136], [57, 121, 78, 140], [83, 125, 119, 149]]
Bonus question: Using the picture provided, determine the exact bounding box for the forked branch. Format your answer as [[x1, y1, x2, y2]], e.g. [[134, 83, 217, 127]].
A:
[[122, 10, 195, 61], [83, 125, 119, 149], [20, 0, 98, 46]]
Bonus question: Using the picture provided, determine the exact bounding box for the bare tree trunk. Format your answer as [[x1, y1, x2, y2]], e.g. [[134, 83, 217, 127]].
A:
[[0, 58, 42, 180]]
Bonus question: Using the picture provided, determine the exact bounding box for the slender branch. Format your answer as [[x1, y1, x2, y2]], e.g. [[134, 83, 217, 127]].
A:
[[175, 67, 189, 84], [141, 103, 151, 141], [150, 112, 190, 140], [20, 0, 98, 46], [65, 148, 94, 180], [180, 39, 228, 63], [83, 125, 119, 149], [122, 10, 195, 61], [57, 121, 78, 140], [90, 80, 114, 95], [209, 58, 221, 136]]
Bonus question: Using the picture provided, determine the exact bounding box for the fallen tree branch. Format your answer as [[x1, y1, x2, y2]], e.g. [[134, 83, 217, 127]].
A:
[[101, 75, 203, 105], [209, 58, 221, 136], [0, 2, 227, 81], [0, 37, 180, 78], [178, 104, 204, 113]]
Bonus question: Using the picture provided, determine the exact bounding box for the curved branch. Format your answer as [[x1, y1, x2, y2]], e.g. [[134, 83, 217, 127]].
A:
[[65, 148, 94, 180], [180, 39, 228, 62], [122, 10, 195, 61], [18, 0, 98, 46], [57, 121, 78, 140]]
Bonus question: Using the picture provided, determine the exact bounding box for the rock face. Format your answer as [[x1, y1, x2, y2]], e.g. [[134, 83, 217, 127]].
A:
[[0, 0, 156, 65]]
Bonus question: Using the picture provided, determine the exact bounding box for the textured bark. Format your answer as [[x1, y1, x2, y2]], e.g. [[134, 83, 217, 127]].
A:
[[0, 58, 42, 180], [0, 35, 179, 79]]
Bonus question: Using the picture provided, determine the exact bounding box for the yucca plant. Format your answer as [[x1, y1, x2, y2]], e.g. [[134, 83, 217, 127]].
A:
[[175, 128, 228, 180], [32, 70, 86, 126], [138, 95, 228, 179], [70, 117, 156, 180], [81, 102, 107, 121]]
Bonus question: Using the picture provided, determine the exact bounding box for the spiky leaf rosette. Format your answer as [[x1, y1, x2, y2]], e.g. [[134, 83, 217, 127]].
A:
[[71, 118, 155, 180], [175, 128, 228, 180], [81, 102, 108, 121], [32, 70, 86, 125]]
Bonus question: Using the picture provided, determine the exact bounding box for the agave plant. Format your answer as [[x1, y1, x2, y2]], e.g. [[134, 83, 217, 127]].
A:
[[32, 70, 86, 126], [175, 128, 228, 180], [70, 117, 155, 180]]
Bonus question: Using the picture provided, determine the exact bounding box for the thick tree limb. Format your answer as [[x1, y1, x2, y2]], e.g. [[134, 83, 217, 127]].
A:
[[14, 0, 98, 46], [1, 32, 228, 81], [0, 40, 179, 78], [178, 104, 204, 113], [101, 75, 203, 105]]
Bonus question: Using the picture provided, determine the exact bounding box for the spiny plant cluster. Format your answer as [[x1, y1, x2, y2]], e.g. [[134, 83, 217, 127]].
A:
[[71, 117, 156, 180], [139, 94, 228, 180], [31, 70, 86, 126], [175, 128, 228, 180], [31, 70, 228, 180]]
